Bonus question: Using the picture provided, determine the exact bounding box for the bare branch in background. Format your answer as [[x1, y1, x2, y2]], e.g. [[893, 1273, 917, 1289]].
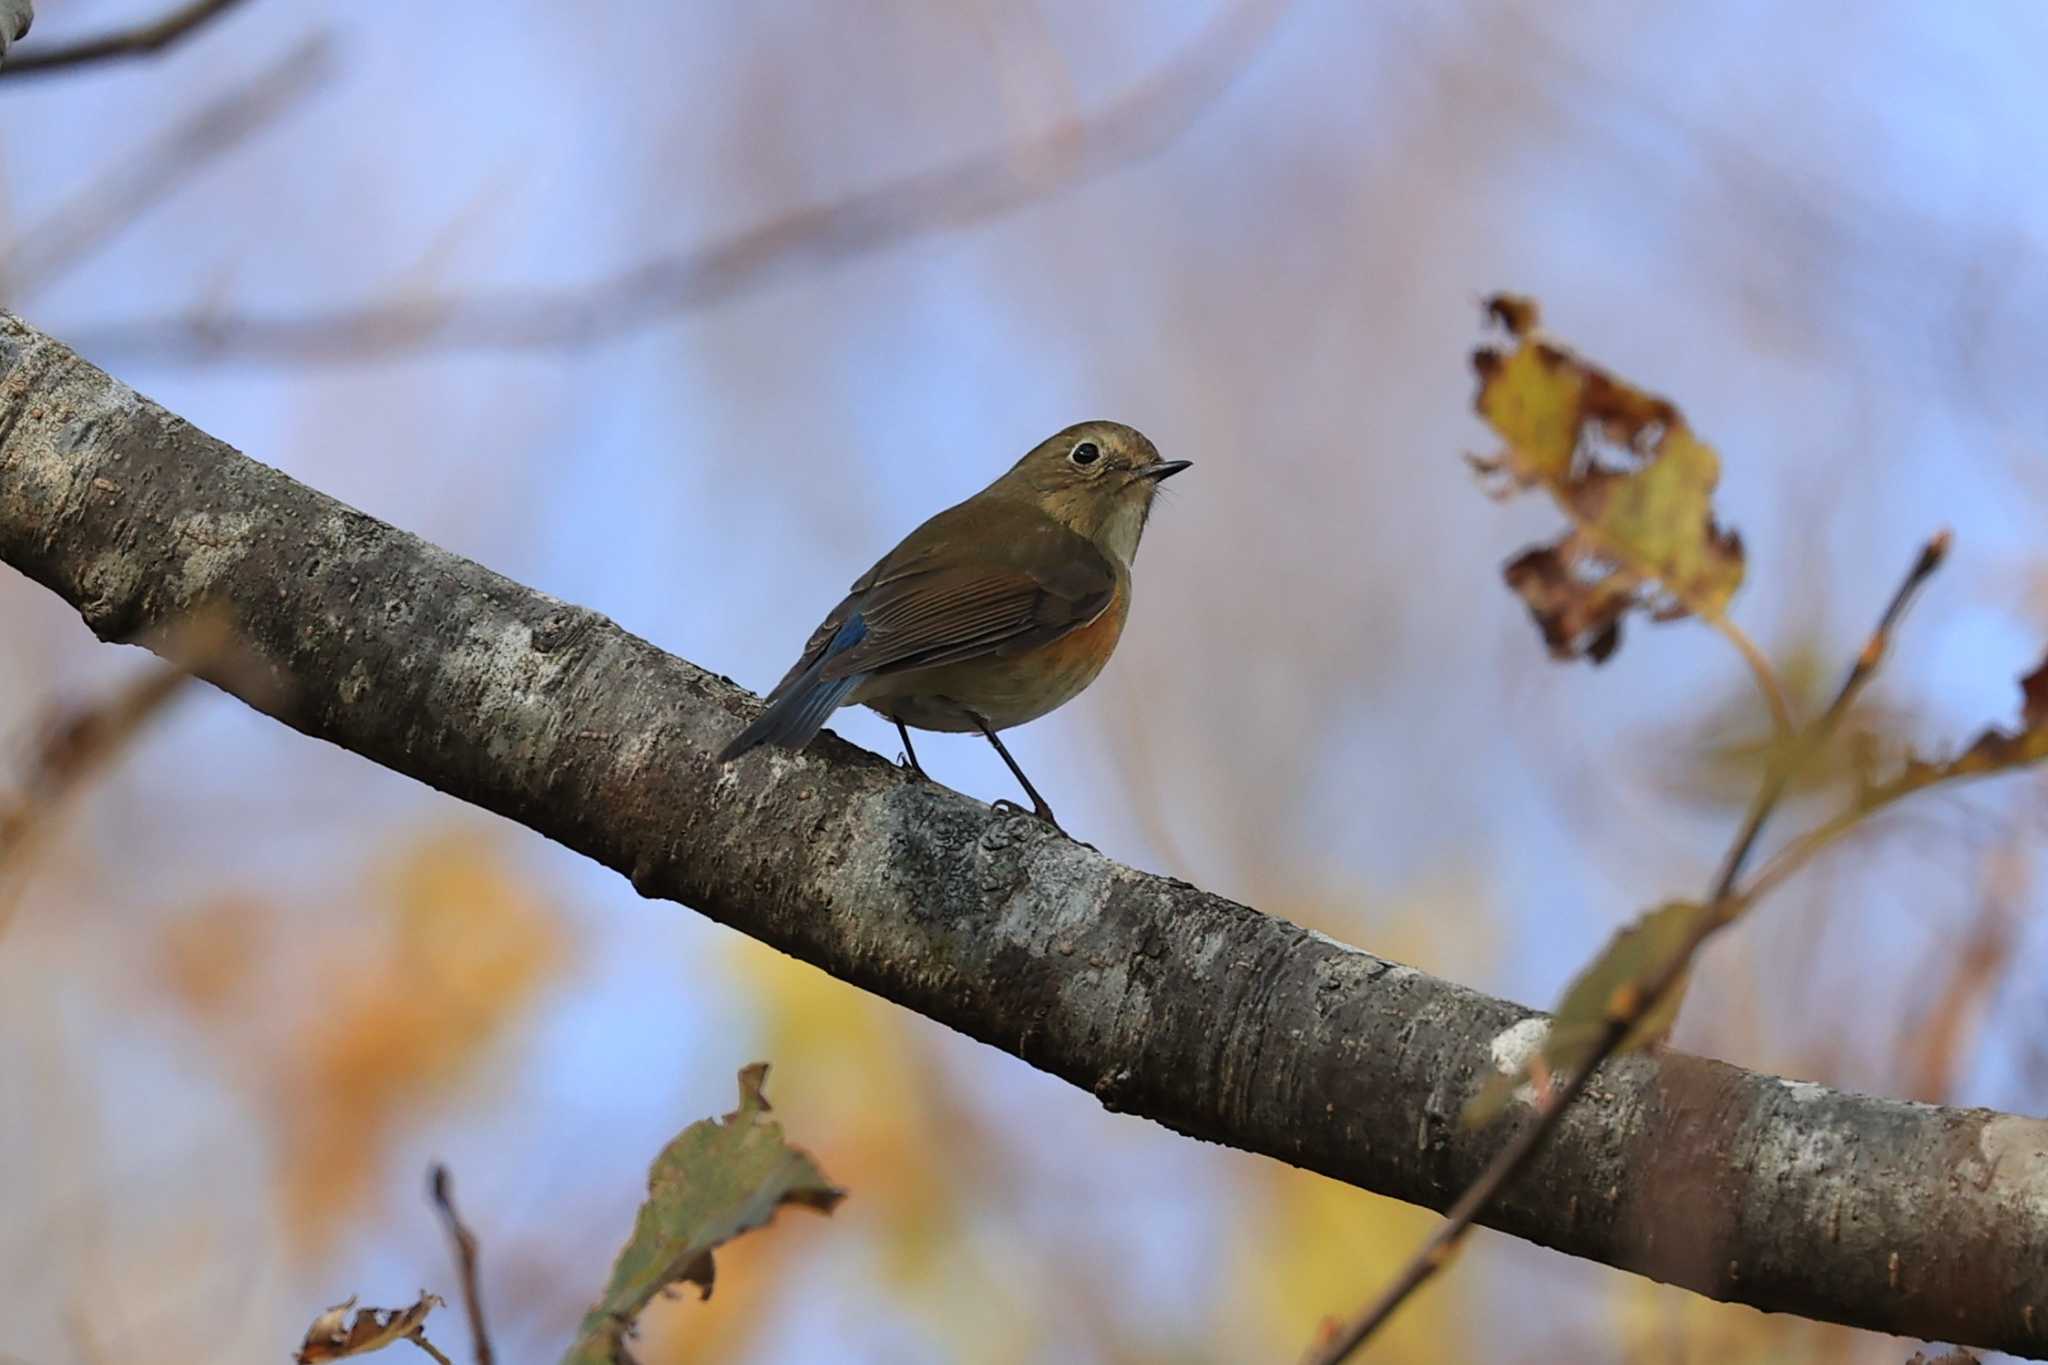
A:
[[0, 35, 335, 301], [428, 1167, 495, 1365], [4, 312, 2046, 1355], [59, 0, 1292, 365], [0, 614, 234, 936], [0, 0, 247, 78], [1904, 849, 2023, 1102]]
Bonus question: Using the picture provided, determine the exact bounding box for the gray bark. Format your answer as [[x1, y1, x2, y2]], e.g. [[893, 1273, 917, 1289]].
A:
[[0, 0, 243, 78], [0, 1, 31, 65], [1, 310, 2044, 1355]]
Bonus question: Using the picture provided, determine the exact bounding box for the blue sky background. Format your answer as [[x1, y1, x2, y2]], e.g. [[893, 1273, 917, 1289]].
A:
[[3, 2, 2046, 1361]]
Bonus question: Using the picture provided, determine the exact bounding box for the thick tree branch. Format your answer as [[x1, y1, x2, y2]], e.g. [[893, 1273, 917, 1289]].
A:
[[1, 310, 2044, 1355]]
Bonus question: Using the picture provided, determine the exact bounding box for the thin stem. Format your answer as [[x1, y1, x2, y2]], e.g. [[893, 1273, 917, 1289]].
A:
[[1707, 613, 1796, 747], [57, 0, 1295, 361], [0, 625, 222, 938], [0, 36, 333, 298], [1305, 532, 1951, 1365], [1301, 1056, 1604, 1362], [408, 1338, 455, 1365], [429, 1165, 495, 1365], [1708, 531, 1948, 899]]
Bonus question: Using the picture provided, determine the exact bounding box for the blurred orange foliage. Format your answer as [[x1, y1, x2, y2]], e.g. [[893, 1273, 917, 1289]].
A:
[[153, 827, 569, 1254]]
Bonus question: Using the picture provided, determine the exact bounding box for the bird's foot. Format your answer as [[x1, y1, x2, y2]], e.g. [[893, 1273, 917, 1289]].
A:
[[990, 798, 1089, 848]]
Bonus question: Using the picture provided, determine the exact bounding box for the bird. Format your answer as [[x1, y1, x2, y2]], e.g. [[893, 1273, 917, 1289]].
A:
[[718, 419, 1189, 833]]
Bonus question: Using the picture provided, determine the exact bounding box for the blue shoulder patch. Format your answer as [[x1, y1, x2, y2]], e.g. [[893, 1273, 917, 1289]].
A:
[[825, 611, 868, 655]]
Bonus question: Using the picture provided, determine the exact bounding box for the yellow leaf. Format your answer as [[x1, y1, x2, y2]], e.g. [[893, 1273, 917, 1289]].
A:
[[1471, 294, 1745, 663]]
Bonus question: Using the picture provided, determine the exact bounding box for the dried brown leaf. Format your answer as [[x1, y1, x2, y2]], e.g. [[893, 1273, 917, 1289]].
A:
[[1858, 655, 2048, 808], [1470, 294, 1745, 664], [295, 1293, 447, 1364]]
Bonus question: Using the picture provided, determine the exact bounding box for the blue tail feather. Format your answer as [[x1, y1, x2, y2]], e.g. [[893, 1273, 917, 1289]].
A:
[[718, 613, 870, 762]]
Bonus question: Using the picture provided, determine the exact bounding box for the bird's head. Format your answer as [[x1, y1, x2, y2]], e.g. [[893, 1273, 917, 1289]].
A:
[[996, 420, 1190, 564]]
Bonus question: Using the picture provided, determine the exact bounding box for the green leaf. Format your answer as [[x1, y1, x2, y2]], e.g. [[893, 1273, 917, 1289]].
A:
[[562, 1063, 844, 1365], [1470, 295, 1745, 663], [1466, 901, 1710, 1126]]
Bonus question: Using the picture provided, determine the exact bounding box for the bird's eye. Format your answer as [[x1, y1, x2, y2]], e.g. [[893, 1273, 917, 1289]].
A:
[[1069, 441, 1101, 466]]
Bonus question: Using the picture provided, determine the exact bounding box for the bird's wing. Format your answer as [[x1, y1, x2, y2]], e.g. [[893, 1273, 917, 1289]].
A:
[[816, 519, 1118, 681], [759, 592, 861, 703]]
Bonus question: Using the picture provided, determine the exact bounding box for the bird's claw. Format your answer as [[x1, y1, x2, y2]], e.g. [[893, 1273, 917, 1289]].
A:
[[990, 798, 1082, 844]]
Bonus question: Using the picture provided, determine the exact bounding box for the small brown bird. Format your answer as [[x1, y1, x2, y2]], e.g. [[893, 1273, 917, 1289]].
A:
[[719, 420, 1188, 832]]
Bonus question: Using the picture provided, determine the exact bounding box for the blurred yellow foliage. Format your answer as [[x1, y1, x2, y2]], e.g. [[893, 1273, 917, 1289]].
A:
[[155, 893, 272, 1017], [1610, 1279, 1863, 1364], [645, 885, 1486, 1364], [1226, 896, 1475, 1364], [637, 937, 1032, 1364], [153, 827, 568, 1255], [1239, 1169, 1462, 1365]]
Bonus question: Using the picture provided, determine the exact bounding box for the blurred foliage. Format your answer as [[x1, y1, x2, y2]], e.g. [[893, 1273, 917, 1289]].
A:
[[633, 940, 1034, 1363], [1608, 1279, 1865, 1364], [1655, 628, 1914, 812], [153, 828, 570, 1253]]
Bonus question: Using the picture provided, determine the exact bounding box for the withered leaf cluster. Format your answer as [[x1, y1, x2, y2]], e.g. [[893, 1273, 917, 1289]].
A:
[[1470, 294, 1745, 663]]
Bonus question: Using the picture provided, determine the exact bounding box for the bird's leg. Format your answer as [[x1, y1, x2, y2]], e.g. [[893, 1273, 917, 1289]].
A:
[[894, 719, 930, 780], [970, 715, 1064, 833]]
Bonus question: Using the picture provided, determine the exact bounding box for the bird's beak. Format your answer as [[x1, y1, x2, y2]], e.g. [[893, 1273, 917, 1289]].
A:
[[1139, 459, 1192, 482]]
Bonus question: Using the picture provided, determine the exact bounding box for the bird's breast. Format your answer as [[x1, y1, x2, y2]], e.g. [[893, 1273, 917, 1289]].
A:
[[858, 574, 1131, 732]]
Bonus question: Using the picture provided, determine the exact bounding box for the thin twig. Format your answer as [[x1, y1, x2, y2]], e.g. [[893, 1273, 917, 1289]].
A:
[[1302, 1054, 1605, 1358], [0, 34, 334, 299], [1706, 613, 1796, 747], [61, 0, 1293, 364], [1710, 529, 1949, 898], [429, 1165, 494, 1365], [1904, 851, 2019, 1102], [0, 612, 246, 936], [0, 0, 247, 77], [1303, 532, 1952, 1365], [0, 668, 187, 934]]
